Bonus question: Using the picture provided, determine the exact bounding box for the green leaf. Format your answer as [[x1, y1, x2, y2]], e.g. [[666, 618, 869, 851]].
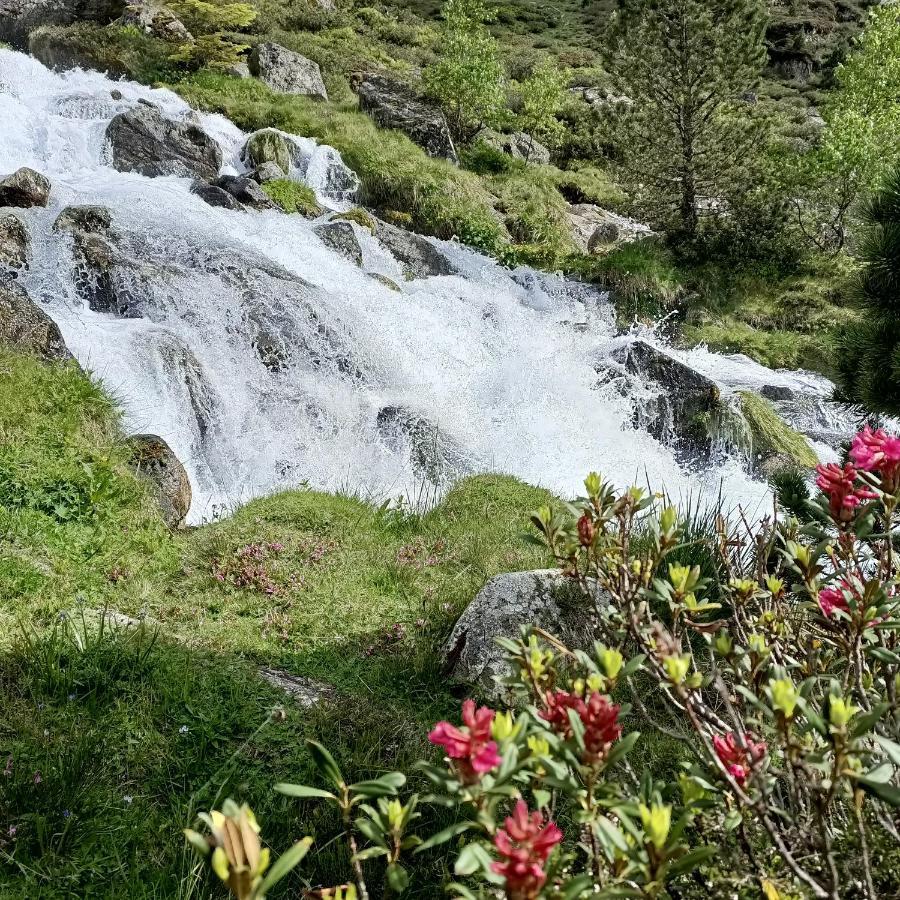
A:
[[851, 703, 889, 738], [594, 816, 629, 854], [603, 731, 639, 770], [274, 783, 337, 802], [256, 836, 313, 895], [856, 774, 900, 806], [307, 739, 345, 789], [353, 846, 389, 861], [668, 845, 717, 877], [875, 734, 900, 767], [454, 841, 493, 877], [416, 821, 475, 852], [560, 873, 594, 898], [387, 863, 409, 894]]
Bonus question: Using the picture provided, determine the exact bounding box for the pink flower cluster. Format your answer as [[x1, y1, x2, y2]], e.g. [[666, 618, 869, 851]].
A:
[[429, 700, 502, 783], [850, 426, 900, 488], [492, 800, 563, 900], [541, 690, 622, 764], [818, 581, 853, 619], [713, 732, 766, 785], [211, 541, 286, 595], [815, 462, 877, 523]]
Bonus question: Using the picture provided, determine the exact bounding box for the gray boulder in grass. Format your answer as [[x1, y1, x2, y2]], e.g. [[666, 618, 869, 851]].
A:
[[128, 434, 191, 528], [441, 570, 607, 703], [249, 42, 328, 100]]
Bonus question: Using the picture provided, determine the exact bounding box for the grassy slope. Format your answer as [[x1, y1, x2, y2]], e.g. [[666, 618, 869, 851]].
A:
[[0, 349, 557, 898]]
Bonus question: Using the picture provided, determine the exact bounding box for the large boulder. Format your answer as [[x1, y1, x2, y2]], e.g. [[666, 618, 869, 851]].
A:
[[242, 128, 293, 176], [190, 180, 244, 210], [373, 219, 454, 279], [213, 174, 276, 210], [610, 339, 727, 458], [0, 212, 29, 273], [314, 220, 362, 267], [376, 405, 473, 486], [473, 128, 550, 165], [0, 0, 125, 47], [0, 167, 51, 208], [566, 204, 652, 253], [118, 2, 191, 42], [0, 278, 72, 361], [248, 42, 328, 100], [105, 104, 223, 181], [128, 434, 191, 528], [356, 74, 457, 163], [442, 570, 606, 702]]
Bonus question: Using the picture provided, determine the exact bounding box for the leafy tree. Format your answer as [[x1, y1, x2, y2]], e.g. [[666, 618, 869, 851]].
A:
[[516, 56, 567, 160], [604, 0, 768, 243], [836, 169, 900, 413], [423, 0, 506, 141], [792, 5, 900, 253], [167, 0, 256, 70]]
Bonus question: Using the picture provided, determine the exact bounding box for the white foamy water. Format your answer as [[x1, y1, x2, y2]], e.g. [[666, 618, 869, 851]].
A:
[[1, 49, 834, 523]]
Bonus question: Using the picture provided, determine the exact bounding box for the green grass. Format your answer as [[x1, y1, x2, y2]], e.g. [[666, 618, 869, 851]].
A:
[[0, 349, 559, 898], [260, 178, 322, 216], [738, 391, 819, 469]]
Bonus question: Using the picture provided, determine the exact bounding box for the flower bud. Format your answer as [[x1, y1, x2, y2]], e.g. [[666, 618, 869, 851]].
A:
[[660, 506, 678, 535], [828, 695, 858, 729], [492, 711, 515, 742], [639, 803, 671, 850], [663, 654, 691, 685], [599, 647, 624, 680], [577, 513, 595, 547], [769, 679, 798, 719], [714, 631, 733, 656]]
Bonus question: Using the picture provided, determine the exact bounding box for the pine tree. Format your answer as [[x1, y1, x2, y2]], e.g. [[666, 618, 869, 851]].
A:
[[605, 0, 768, 243], [836, 170, 900, 414]]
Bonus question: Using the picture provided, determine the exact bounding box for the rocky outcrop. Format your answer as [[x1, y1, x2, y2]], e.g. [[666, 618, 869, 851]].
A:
[[472, 128, 550, 165], [128, 434, 191, 527], [0, 167, 51, 208], [0, 212, 29, 273], [53, 204, 152, 316], [213, 174, 276, 210], [249, 161, 283, 184], [356, 74, 457, 163], [376, 406, 473, 485], [0, 0, 124, 47], [118, 2, 192, 42], [190, 180, 243, 210], [248, 42, 327, 100], [373, 219, 454, 279], [442, 570, 606, 702], [0, 278, 73, 361], [610, 339, 727, 458], [314, 221, 362, 266], [105, 104, 222, 181], [242, 128, 293, 176], [566, 204, 652, 253]]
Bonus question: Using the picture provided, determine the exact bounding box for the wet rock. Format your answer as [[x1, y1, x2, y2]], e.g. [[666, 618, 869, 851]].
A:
[[190, 180, 244, 210], [0, 211, 29, 272], [128, 433, 191, 527], [243, 128, 292, 176], [566, 204, 652, 253], [118, 2, 191, 42], [53, 204, 150, 316], [442, 570, 607, 703], [610, 339, 726, 458], [472, 127, 550, 165], [369, 272, 401, 292], [373, 219, 454, 279], [0, 0, 126, 47], [110, 88, 123, 100], [249, 161, 284, 184], [737, 391, 818, 472], [106, 103, 222, 181], [314, 221, 362, 266], [0, 278, 73, 361], [29, 23, 127, 74], [249, 42, 327, 100], [0, 166, 51, 208], [356, 74, 457, 163], [376, 405, 473, 485], [214, 174, 276, 210], [760, 384, 796, 402]]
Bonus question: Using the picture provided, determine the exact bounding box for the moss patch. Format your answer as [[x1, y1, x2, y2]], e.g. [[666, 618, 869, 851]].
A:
[[334, 206, 376, 233], [260, 177, 322, 216], [738, 391, 819, 469]]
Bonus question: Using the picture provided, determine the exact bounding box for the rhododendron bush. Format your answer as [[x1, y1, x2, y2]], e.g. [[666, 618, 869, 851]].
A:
[[186, 427, 900, 899]]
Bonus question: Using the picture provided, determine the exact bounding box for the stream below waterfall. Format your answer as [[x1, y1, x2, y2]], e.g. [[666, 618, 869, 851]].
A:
[[0, 48, 864, 523]]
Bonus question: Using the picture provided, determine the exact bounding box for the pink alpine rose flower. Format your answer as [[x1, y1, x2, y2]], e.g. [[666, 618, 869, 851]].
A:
[[851, 426, 900, 491], [713, 732, 766, 785], [429, 699, 501, 783], [492, 800, 563, 900], [815, 462, 876, 523]]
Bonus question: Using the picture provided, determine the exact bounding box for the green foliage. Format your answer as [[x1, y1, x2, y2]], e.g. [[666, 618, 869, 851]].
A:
[[460, 138, 522, 175], [260, 178, 322, 216], [333, 206, 377, 233], [167, 0, 256, 69], [515, 54, 567, 156], [836, 167, 900, 413], [172, 72, 509, 253], [423, 0, 506, 139], [737, 391, 819, 469], [606, 0, 769, 242]]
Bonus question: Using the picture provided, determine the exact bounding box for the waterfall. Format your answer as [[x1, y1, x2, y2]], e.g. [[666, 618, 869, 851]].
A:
[[1, 48, 856, 523]]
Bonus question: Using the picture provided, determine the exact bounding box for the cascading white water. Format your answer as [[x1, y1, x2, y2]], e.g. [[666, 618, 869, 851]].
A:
[[2, 49, 853, 523]]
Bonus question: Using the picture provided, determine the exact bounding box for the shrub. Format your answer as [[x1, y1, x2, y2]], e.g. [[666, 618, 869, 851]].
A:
[[260, 178, 322, 216]]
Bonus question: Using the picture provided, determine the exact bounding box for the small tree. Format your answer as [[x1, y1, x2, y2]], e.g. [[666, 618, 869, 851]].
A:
[[167, 0, 256, 70], [423, 0, 506, 141], [516, 57, 568, 161], [792, 5, 900, 253], [605, 0, 768, 244], [836, 168, 900, 413]]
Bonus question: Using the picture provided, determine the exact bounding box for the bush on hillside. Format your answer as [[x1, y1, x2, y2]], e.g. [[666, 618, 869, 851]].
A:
[[188, 428, 900, 897]]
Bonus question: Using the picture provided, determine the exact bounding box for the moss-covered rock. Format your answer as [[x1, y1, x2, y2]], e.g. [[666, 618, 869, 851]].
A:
[[333, 206, 376, 233], [738, 391, 819, 471], [259, 178, 322, 216], [243, 128, 293, 175]]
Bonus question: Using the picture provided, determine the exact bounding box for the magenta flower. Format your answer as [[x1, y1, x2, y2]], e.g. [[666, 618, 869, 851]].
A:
[[541, 690, 621, 764], [429, 699, 502, 783], [815, 462, 876, 523], [713, 732, 766, 785], [851, 426, 900, 490], [492, 800, 563, 900]]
